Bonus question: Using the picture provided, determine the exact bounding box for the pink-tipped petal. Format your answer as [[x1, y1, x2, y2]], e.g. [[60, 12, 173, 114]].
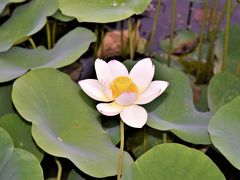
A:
[[97, 102, 123, 116], [130, 58, 155, 93], [95, 59, 112, 82], [120, 105, 148, 128], [115, 92, 137, 106], [135, 81, 169, 105], [78, 79, 111, 102], [108, 60, 129, 78]]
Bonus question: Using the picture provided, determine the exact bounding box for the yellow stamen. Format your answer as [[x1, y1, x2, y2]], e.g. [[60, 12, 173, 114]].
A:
[[110, 76, 137, 99]]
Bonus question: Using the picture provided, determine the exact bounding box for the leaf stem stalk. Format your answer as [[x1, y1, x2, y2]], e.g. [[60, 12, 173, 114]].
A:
[[167, 0, 176, 67], [117, 120, 124, 180]]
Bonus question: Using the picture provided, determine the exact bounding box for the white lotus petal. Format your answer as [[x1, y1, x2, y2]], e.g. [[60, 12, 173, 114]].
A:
[[95, 59, 112, 82], [96, 102, 123, 116], [78, 79, 111, 102], [115, 92, 137, 106], [135, 81, 169, 105], [130, 58, 154, 93], [120, 105, 147, 128], [101, 80, 113, 100], [108, 60, 129, 78]]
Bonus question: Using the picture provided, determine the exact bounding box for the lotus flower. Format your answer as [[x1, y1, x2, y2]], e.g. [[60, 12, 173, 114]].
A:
[[78, 58, 169, 128]]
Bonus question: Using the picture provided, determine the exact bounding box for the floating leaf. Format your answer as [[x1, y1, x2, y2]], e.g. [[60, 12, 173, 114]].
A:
[[208, 96, 240, 170], [122, 143, 225, 180], [0, 113, 44, 161], [0, 0, 26, 14], [52, 10, 75, 22], [0, 27, 96, 82], [0, 0, 58, 52], [58, 0, 151, 23], [215, 24, 240, 74], [146, 60, 211, 144], [0, 84, 14, 117], [0, 127, 43, 180], [208, 71, 240, 113], [12, 68, 133, 178], [123, 59, 211, 144], [159, 29, 198, 55]]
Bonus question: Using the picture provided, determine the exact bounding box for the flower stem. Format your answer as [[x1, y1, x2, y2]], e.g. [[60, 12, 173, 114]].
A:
[[205, 0, 219, 81], [117, 120, 124, 180], [28, 37, 36, 49], [52, 20, 57, 47], [46, 19, 51, 49], [128, 18, 134, 60], [216, 1, 238, 34], [167, 0, 176, 67], [147, 0, 162, 52], [55, 158, 62, 180], [163, 132, 167, 143], [196, 0, 209, 82], [222, 0, 231, 71], [143, 127, 148, 152], [236, 62, 240, 76]]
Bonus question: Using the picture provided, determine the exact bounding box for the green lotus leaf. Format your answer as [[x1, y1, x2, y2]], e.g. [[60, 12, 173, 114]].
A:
[[12, 68, 133, 178], [0, 127, 43, 180], [0, 0, 58, 52], [0, 84, 14, 117], [0, 27, 96, 82], [58, 0, 151, 23], [146, 60, 211, 144], [122, 143, 224, 180], [159, 29, 198, 55], [214, 25, 240, 74], [52, 10, 75, 22], [208, 96, 240, 170], [123, 59, 211, 144], [208, 71, 240, 113], [0, 113, 44, 161], [0, 0, 26, 14]]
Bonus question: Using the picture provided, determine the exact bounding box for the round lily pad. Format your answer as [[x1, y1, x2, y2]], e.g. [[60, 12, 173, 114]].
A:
[[122, 143, 225, 180], [0, 0, 26, 14], [208, 71, 240, 113], [58, 0, 151, 23], [0, 27, 96, 82], [159, 29, 198, 55], [0, 127, 43, 180], [12, 68, 133, 178], [146, 60, 211, 144], [208, 96, 240, 170], [0, 0, 58, 52], [0, 113, 44, 161]]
